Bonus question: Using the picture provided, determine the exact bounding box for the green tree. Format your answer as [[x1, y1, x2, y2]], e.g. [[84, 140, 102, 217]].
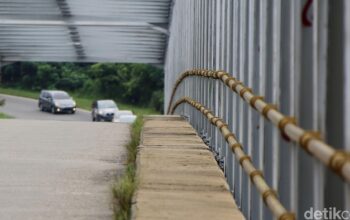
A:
[[21, 62, 38, 89], [1, 62, 164, 110], [2, 63, 21, 84], [36, 64, 59, 89]]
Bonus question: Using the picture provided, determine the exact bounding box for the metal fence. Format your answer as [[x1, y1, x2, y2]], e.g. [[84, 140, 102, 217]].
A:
[[164, 0, 350, 219]]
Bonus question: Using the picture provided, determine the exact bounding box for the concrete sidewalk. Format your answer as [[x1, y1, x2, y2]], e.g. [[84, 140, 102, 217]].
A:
[[132, 115, 245, 220]]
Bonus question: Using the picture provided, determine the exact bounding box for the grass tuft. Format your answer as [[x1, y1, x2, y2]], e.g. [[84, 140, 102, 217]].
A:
[[0, 112, 13, 119], [113, 116, 143, 220]]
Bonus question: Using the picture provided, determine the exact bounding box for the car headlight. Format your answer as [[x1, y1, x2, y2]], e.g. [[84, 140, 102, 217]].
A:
[[72, 101, 76, 106], [54, 101, 60, 107], [98, 109, 105, 115]]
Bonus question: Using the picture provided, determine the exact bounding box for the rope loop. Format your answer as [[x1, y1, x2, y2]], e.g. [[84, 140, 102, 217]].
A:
[[279, 213, 296, 220], [249, 170, 264, 182], [224, 76, 234, 86], [299, 131, 321, 154], [224, 133, 236, 141], [203, 109, 210, 116], [239, 155, 252, 165], [216, 71, 228, 79], [231, 81, 243, 92], [231, 143, 243, 152], [239, 87, 252, 98], [278, 117, 297, 141], [329, 150, 350, 179], [262, 189, 278, 205], [217, 123, 228, 130], [211, 117, 220, 125], [262, 104, 278, 119], [250, 96, 264, 109], [208, 71, 215, 78]]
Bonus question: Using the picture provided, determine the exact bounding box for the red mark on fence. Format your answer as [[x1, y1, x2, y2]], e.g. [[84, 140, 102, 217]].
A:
[[302, 0, 313, 27]]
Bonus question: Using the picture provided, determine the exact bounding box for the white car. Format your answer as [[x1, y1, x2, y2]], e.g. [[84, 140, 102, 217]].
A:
[[114, 110, 137, 123], [91, 100, 137, 123], [91, 100, 118, 122]]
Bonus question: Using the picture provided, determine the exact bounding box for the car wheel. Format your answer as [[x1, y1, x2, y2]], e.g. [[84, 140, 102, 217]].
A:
[[51, 106, 56, 114], [70, 110, 75, 114], [96, 116, 101, 122], [39, 103, 44, 111]]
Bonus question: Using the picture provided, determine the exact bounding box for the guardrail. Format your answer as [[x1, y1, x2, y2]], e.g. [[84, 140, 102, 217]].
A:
[[168, 69, 350, 183], [170, 96, 295, 220]]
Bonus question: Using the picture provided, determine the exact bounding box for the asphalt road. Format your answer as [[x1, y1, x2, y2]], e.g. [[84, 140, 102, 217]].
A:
[[0, 94, 91, 121], [0, 120, 129, 220], [0, 94, 131, 219]]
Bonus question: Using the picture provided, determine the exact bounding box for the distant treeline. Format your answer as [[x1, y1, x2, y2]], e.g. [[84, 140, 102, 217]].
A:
[[1, 62, 164, 111]]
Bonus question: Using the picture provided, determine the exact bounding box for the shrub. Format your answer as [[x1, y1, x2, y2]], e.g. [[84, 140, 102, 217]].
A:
[[1, 62, 164, 110], [150, 90, 164, 113]]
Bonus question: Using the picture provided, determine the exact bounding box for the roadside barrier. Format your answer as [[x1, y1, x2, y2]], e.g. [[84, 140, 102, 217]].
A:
[[170, 97, 295, 220], [167, 69, 350, 183]]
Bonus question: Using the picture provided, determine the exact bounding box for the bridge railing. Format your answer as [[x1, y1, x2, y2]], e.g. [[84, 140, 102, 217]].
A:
[[170, 96, 295, 220], [168, 70, 350, 219], [168, 70, 350, 182], [165, 0, 350, 219]]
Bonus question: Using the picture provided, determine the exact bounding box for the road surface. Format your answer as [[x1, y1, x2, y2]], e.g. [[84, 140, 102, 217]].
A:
[[0, 94, 130, 219], [0, 119, 129, 220], [0, 94, 91, 121]]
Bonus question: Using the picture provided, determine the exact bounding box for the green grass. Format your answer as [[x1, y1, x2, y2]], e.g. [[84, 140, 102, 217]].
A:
[[0, 87, 39, 100], [113, 116, 143, 220], [0, 97, 12, 119], [0, 87, 158, 116], [0, 112, 13, 119]]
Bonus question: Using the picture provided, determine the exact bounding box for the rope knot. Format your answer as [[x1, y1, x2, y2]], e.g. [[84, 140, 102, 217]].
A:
[[299, 131, 321, 154], [278, 117, 297, 141], [329, 150, 350, 179]]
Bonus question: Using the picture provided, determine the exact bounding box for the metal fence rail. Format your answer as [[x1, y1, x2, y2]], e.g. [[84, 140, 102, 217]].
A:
[[168, 69, 350, 183], [165, 0, 350, 219], [170, 97, 295, 220]]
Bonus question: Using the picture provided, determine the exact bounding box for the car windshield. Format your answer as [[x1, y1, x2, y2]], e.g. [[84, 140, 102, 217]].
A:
[[98, 101, 117, 109], [52, 92, 70, 100]]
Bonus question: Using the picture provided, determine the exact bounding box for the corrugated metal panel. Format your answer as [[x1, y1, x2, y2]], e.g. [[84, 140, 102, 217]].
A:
[[0, 0, 171, 64], [165, 0, 349, 219]]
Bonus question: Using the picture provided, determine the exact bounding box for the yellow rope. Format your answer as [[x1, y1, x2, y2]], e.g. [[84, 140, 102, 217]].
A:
[[170, 97, 295, 220], [167, 69, 350, 182]]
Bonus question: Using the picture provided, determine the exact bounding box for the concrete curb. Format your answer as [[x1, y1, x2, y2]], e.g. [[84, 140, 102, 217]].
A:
[[131, 115, 245, 220]]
